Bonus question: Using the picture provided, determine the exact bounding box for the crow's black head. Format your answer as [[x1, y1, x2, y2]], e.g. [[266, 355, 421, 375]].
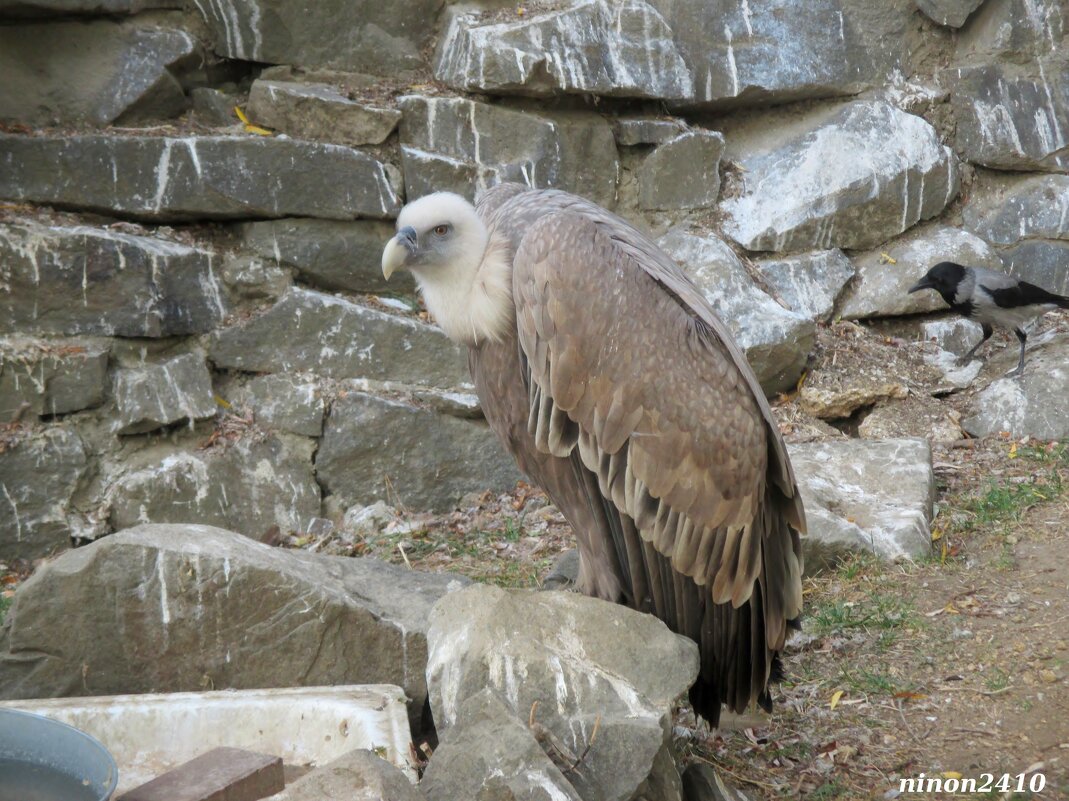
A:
[[908, 261, 967, 300]]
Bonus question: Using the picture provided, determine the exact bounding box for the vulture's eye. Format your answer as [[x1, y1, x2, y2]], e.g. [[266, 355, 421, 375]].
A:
[[433, 224, 450, 236]]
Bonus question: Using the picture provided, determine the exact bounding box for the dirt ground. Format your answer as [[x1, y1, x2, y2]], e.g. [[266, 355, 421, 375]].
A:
[[2, 318, 1067, 800]]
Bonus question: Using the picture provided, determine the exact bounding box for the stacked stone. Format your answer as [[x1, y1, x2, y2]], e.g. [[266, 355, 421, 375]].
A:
[[1, 0, 1066, 571]]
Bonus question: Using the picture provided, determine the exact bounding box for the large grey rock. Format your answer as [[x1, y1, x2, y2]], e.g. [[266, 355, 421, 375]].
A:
[[209, 287, 468, 388], [107, 435, 320, 540], [963, 334, 1069, 439], [0, 338, 109, 420], [612, 116, 686, 146], [421, 689, 583, 801], [435, 1, 693, 100], [398, 96, 618, 206], [0, 134, 401, 221], [963, 173, 1069, 245], [0, 525, 468, 719], [0, 428, 87, 560], [956, 0, 1067, 61], [1000, 240, 1069, 297], [637, 131, 724, 210], [788, 438, 935, 566], [240, 218, 414, 295], [245, 80, 401, 146], [0, 21, 195, 126], [427, 584, 697, 801], [658, 230, 815, 394], [754, 250, 855, 322], [113, 353, 216, 435], [720, 101, 959, 253], [840, 224, 1004, 320], [951, 61, 1069, 172], [265, 749, 421, 801], [916, 0, 984, 26], [231, 374, 324, 437], [316, 392, 521, 513], [0, 221, 226, 338], [192, 0, 443, 74]]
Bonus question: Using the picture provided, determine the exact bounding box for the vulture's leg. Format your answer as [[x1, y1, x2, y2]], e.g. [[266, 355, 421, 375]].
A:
[[1008, 328, 1027, 377], [960, 322, 993, 364]]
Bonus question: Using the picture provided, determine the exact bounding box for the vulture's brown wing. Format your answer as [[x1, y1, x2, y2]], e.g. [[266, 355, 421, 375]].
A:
[[509, 199, 804, 720]]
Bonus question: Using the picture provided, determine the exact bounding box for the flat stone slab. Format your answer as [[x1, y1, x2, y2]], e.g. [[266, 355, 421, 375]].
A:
[[107, 435, 321, 540], [789, 438, 935, 567], [916, 0, 984, 27], [0, 220, 226, 337], [246, 80, 401, 146], [840, 224, 1004, 320], [265, 749, 421, 801], [398, 95, 617, 206], [230, 374, 324, 437], [659, 230, 815, 394], [0, 134, 400, 221], [637, 131, 724, 210], [755, 250, 855, 323], [0, 525, 468, 720], [720, 101, 959, 253], [316, 392, 521, 513], [0, 337, 109, 420], [0, 20, 195, 126], [963, 333, 1069, 440], [0, 427, 87, 560], [113, 352, 216, 435], [239, 218, 413, 295], [209, 287, 468, 388]]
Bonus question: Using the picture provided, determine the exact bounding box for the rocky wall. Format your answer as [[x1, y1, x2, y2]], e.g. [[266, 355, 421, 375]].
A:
[[1, 0, 1067, 563]]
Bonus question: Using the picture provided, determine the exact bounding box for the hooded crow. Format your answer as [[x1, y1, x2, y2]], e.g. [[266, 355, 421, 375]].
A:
[[909, 261, 1069, 376]]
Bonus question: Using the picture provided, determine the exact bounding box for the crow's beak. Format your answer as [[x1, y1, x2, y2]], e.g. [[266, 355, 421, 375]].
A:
[[907, 276, 933, 294], [381, 226, 417, 280]]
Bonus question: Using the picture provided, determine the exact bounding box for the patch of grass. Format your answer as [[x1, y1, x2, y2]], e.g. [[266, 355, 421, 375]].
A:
[[809, 779, 848, 800], [832, 551, 882, 581], [840, 665, 905, 696], [809, 593, 918, 636], [984, 667, 1010, 692]]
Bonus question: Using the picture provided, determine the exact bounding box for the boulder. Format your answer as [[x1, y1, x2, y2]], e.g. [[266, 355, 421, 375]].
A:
[[0, 0, 180, 13], [0, 20, 195, 126], [316, 392, 521, 512], [192, 0, 443, 74], [239, 218, 414, 295], [0, 524, 468, 723], [612, 117, 686, 146], [190, 87, 238, 126], [754, 250, 855, 322], [962, 173, 1069, 246], [951, 61, 1069, 172], [209, 287, 469, 388], [0, 220, 226, 338], [426, 584, 697, 801], [788, 438, 935, 566], [963, 334, 1069, 440], [658, 230, 815, 394], [857, 396, 965, 443], [637, 131, 724, 210], [956, 0, 1068, 61], [0, 427, 87, 560], [398, 96, 618, 206], [916, 0, 984, 26], [230, 374, 324, 437], [434, 1, 693, 100], [265, 749, 421, 801], [218, 255, 291, 302], [245, 80, 401, 146], [839, 224, 1003, 320], [113, 353, 216, 435], [0, 134, 401, 221], [720, 101, 959, 253], [1000, 240, 1069, 297], [420, 689, 583, 801], [107, 435, 321, 540], [0, 338, 109, 420]]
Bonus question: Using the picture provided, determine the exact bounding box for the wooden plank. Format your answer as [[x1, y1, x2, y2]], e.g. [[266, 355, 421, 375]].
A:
[[118, 746, 284, 801]]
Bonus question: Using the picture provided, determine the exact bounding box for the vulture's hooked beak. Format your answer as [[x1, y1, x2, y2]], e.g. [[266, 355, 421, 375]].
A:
[[381, 226, 418, 280], [907, 276, 934, 294]]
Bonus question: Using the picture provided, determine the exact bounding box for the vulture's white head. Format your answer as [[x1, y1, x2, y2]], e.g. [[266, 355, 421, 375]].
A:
[[381, 192, 512, 346]]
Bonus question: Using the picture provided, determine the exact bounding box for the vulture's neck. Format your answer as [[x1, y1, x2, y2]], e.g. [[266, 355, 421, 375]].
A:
[[414, 231, 514, 348]]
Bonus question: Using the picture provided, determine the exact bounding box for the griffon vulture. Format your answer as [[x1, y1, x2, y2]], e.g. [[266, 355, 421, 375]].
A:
[[381, 184, 805, 724]]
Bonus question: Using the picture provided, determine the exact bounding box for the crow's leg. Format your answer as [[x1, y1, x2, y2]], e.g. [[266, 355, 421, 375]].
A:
[[960, 322, 993, 364], [1008, 328, 1027, 377]]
